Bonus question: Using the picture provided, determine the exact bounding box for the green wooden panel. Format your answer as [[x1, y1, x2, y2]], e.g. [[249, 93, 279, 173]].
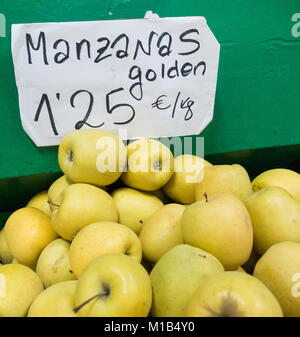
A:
[[0, 0, 299, 212], [0, 171, 61, 213]]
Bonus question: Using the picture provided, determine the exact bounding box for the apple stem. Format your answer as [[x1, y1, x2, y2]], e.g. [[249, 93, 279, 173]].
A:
[[73, 292, 106, 313], [204, 192, 208, 203], [47, 200, 60, 208]]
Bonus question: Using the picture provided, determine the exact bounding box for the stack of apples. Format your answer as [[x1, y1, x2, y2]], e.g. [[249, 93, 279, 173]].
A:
[[0, 129, 300, 317]]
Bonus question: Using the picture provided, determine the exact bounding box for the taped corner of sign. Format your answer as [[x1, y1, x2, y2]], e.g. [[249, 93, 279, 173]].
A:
[[144, 10, 160, 19]]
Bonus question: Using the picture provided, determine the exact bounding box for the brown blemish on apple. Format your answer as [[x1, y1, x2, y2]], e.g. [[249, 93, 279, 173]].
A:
[[203, 292, 244, 317], [67, 150, 74, 163], [73, 282, 111, 313], [204, 192, 208, 203], [198, 254, 206, 258]]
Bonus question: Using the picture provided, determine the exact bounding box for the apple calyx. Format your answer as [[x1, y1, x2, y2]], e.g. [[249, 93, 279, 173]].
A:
[[73, 283, 111, 313], [204, 192, 208, 203]]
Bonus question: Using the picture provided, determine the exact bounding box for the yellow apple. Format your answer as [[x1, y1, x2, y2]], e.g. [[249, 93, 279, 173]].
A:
[[28, 280, 78, 317], [252, 168, 300, 203], [51, 183, 118, 241], [0, 229, 13, 264], [58, 129, 126, 186], [139, 203, 185, 263], [4, 207, 58, 269], [27, 190, 51, 217], [163, 155, 212, 204], [36, 238, 76, 288], [73, 253, 152, 317], [185, 271, 283, 317], [121, 138, 174, 191], [0, 264, 44, 316], [245, 186, 300, 255], [150, 244, 224, 317], [181, 193, 253, 270], [195, 164, 253, 202], [69, 221, 142, 278], [254, 241, 300, 317], [48, 175, 72, 212], [111, 187, 163, 234]]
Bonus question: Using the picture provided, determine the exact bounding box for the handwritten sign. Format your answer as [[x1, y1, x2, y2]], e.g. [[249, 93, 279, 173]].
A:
[[11, 16, 220, 146]]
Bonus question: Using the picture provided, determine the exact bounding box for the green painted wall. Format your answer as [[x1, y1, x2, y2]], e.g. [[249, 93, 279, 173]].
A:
[[0, 0, 300, 213]]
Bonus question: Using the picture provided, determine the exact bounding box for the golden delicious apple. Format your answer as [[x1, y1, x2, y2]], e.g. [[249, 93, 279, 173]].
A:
[[245, 186, 300, 255], [73, 253, 152, 317], [0, 264, 44, 316], [163, 154, 212, 204], [28, 280, 78, 317], [111, 187, 163, 234], [181, 193, 253, 270], [252, 168, 300, 203], [139, 203, 185, 263], [185, 271, 283, 317], [0, 229, 13, 264], [69, 221, 142, 278], [48, 175, 72, 212], [51, 183, 118, 241], [150, 244, 224, 317], [4, 207, 58, 269], [27, 190, 51, 217], [195, 164, 253, 202], [36, 238, 76, 288], [254, 241, 300, 317], [121, 138, 174, 191], [58, 129, 126, 186]]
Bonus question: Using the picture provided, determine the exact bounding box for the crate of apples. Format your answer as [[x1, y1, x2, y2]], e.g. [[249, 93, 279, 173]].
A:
[[0, 129, 300, 317]]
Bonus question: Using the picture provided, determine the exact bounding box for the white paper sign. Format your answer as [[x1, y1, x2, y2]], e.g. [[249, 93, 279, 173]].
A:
[[11, 16, 220, 147]]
